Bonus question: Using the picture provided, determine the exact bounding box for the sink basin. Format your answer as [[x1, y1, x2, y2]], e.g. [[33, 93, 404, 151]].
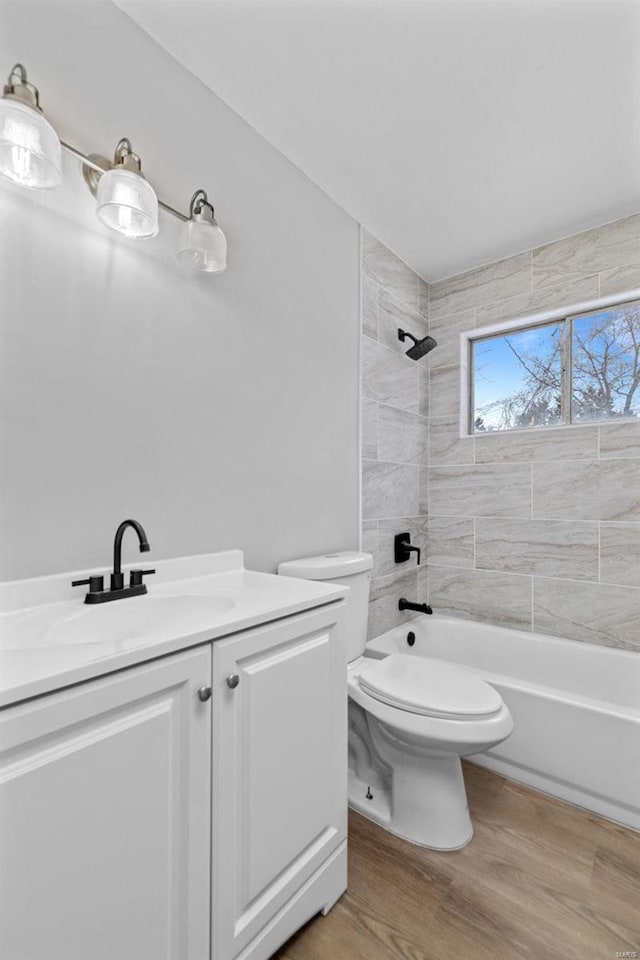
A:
[[44, 595, 235, 645]]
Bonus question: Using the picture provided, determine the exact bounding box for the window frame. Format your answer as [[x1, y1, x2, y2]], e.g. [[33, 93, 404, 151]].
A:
[[459, 289, 640, 437]]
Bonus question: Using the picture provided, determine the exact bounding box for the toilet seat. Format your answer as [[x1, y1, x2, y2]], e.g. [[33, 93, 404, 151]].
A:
[[358, 654, 502, 720]]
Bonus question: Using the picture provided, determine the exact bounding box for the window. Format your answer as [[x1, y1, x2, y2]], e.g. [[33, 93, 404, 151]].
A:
[[467, 297, 640, 434]]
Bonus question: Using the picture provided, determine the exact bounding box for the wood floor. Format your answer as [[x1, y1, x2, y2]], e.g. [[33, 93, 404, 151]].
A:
[[274, 762, 640, 960]]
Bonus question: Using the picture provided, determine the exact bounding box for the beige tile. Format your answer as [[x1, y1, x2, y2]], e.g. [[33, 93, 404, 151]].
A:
[[362, 230, 420, 312], [533, 459, 640, 521], [476, 518, 599, 580], [429, 363, 461, 419], [429, 463, 532, 518], [377, 289, 428, 357], [475, 275, 599, 328], [368, 568, 419, 639], [599, 264, 640, 298], [362, 336, 419, 413], [362, 459, 418, 520], [361, 521, 378, 578], [474, 426, 598, 463], [533, 578, 640, 651], [378, 404, 428, 466], [428, 309, 474, 369], [599, 420, 640, 459], [428, 566, 532, 630], [362, 275, 378, 339], [532, 215, 640, 289], [426, 517, 475, 568], [430, 416, 474, 465], [377, 517, 428, 578], [362, 398, 377, 459], [430, 252, 531, 319], [600, 522, 640, 588]]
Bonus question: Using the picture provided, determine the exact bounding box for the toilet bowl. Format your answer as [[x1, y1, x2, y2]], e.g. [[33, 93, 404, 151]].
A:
[[277, 551, 514, 850]]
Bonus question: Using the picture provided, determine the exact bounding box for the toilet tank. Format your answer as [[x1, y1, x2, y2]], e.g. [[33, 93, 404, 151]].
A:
[[277, 551, 373, 663]]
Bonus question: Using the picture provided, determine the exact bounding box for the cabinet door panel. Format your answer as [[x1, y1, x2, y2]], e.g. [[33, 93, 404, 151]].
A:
[[0, 646, 211, 960], [212, 603, 347, 959]]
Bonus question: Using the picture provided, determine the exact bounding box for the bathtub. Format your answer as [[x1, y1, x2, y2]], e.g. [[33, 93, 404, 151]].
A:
[[365, 615, 640, 831]]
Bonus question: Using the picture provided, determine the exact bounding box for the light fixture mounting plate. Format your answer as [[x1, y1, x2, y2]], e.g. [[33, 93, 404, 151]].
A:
[[81, 154, 112, 196]]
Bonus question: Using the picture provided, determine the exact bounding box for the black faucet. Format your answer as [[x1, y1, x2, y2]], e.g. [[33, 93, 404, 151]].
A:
[[398, 598, 433, 615], [394, 532, 421, 566], [72, 519, 155, 604]]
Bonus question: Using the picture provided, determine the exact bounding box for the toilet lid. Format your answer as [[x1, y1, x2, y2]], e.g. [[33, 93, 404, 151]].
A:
[[358, 655, 503, 719]]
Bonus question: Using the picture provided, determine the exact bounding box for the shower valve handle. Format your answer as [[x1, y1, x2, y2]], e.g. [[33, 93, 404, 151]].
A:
[[394, 533, 421, 565]]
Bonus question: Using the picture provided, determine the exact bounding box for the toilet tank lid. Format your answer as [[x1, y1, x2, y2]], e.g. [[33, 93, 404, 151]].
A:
[[278, 551, 373, 580]]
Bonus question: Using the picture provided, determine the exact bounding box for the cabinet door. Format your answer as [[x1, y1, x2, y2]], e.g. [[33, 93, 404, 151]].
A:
[[212, 602, 347, 960], [0, 645, 212, 960]]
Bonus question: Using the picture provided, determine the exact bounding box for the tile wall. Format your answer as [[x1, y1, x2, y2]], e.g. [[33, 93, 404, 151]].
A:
[[362, 215, 640, 650], [361, 231, 430, 638]]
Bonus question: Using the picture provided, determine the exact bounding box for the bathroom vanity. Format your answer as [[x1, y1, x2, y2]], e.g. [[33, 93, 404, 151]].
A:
[[0, 551, 348, 960]]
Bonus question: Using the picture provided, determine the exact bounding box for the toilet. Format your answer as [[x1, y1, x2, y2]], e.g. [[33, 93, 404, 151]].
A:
[[278, 551, 513, 850]]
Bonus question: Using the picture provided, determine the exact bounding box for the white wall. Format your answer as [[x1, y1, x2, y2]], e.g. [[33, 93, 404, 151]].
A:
[[0, 1, 360, 581]]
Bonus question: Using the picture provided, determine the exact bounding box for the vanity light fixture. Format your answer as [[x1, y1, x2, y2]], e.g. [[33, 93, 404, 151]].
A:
[[177, 189, 228, 273], [0, 62, 227, 273], [95, 138, 159, 239], [0, 63, 62, 190]]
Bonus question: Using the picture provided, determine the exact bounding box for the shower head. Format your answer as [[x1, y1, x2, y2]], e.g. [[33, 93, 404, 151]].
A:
[[398, 328, 438, 361]]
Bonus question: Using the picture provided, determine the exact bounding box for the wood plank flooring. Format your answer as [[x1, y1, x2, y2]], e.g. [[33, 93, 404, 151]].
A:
[[273, 762, 640, 960]]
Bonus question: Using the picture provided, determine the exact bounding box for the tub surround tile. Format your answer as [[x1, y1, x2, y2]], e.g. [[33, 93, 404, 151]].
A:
[[533, 460, 640, 521], [430, 252, 531, 319], [428, 363, 461, 420], [362, 230, 420, 313], [362, 398, 378, 460], [377, 289, 429, 357], [426, 517, 475, 568], [474, 426, 598, 463], [417, 563, 428, 602], [418, 278, 430, 321], [368, 568, 419, 639], [362, 336, 419, 412], [362, 459, 418, 521], [362, 275, 379, 340], [418, 373, 429, 419], [599, 421, 640, 459], [430, 416, 474, 465], [429, 309, 474, 369], [361, 520, 378, 578], [599, 264, 640, 298], [429, 463, 532, 518], [533, 578, 640, 651], [475, 275, 600, 329], [377, 517, 428, 578], [532, 215, 640, 289], [428, 566, 532, 630], [378, 404, 428, 466], [476, 518, 599, 580], [600, 523, 640, 588]]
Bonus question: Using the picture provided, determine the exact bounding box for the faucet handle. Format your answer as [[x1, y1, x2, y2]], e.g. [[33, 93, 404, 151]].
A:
[[129, 568, 156, 587], [71, 575, 104, 593]]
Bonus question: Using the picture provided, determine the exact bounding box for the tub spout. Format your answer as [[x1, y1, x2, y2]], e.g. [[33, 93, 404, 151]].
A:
[[399, 598, 433, 614]]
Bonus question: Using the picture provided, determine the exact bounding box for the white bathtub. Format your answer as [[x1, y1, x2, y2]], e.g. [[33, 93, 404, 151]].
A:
[[366, 615, 640, 831]]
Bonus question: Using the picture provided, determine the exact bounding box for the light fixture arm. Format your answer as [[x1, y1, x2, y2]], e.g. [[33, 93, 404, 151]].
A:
[[4, 63, 41, 111], [189, 188, 216, 222]]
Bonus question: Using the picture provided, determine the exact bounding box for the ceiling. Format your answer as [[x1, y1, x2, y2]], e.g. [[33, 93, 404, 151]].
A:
[[116, 0, 640, 281]]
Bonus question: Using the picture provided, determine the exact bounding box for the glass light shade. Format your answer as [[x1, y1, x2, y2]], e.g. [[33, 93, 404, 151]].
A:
[[95, 167, 159, 239], [176, 218, 227, 273], [0, 98, 62, 190]]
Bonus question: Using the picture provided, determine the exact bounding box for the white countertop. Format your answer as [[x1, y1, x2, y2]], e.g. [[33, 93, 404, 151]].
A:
[[0, 551, 347, 708]]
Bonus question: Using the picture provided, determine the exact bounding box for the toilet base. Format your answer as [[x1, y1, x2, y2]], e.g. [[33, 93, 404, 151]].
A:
[[348, 751, 474, 851]]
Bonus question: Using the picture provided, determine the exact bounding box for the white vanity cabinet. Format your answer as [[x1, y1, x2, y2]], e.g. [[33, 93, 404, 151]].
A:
[[0, 646, 212, 960], [0, 595, 347, 960], [211, 601, 348, 960]]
